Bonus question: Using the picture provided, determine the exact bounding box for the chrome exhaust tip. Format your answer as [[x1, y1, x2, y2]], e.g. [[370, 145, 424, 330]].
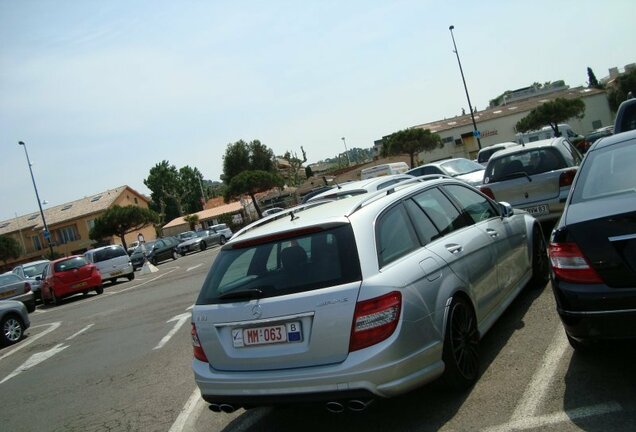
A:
[[348, 399, 374, 412], [325, 401, 345, 413]]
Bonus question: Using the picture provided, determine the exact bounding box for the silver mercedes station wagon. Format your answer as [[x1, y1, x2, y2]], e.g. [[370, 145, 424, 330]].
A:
[[191, 178, 548, 413]]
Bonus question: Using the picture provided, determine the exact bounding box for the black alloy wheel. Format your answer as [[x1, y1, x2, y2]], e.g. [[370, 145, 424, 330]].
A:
[[200, 241, 207, 251], [530, 225, 549, 288], [442, 296, 480, 390], [219, 236, 226, 245]]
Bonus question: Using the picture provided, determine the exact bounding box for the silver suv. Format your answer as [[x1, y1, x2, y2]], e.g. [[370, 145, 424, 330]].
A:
[[191, 178, 547, 412]]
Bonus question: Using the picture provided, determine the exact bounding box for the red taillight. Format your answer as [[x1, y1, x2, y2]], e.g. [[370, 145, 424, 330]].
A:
[[548, 242, 603, 284], [349, 291, 401, 352], [191, 323, 209, 362], [24, 283, 32, 294], [559, 169, 577, 187], [480, 186, 495, 200]]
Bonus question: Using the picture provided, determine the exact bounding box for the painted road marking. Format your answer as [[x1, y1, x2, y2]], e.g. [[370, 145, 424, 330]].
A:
[[168, 387, 205, 432], [0, 342, 68, 385], [154, 312, 190, 350], [511, 327, 569, 420], [482, 327, 622, 431], [187, 264, 203, 272], [0, 322, 61, 362], [66, 324, 94, 341]]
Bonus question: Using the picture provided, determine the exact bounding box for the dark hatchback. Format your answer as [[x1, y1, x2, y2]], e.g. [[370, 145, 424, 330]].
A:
[[130, 237, 180, 268], [548, 129, 636, 350]]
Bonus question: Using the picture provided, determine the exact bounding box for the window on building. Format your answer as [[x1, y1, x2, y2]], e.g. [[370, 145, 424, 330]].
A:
[[32, 236, 42, 251], [87, 219, 96, 231], [55, 225, 79, 244]]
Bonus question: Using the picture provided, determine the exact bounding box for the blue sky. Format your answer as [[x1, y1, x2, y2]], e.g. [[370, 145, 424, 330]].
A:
[[1, 0, 634, 221]]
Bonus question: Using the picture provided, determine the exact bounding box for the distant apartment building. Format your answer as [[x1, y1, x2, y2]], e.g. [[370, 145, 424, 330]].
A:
[[0, 185, 155, 270]]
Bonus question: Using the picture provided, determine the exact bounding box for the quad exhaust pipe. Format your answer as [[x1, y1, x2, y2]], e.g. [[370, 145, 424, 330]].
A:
[[208, 403, 238, 413], [325, 399, 374, 413]]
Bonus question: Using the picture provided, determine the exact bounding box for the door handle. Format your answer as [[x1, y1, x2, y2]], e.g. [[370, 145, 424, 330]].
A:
[[486, 228, 499, 238], [446, 244, 463, 254]]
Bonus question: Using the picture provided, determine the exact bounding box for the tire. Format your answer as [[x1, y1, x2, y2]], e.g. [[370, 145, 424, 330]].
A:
[[1, 314, 25, 346], [172, 250, 178, 260], [26, 300, 36, 313], [199, 241, 207, 251], [151, 257, 158, 266], [51, 288, 62, 306], [219, 236, 227, 245], [529, 225, 549, 288], [109, 278, 117, 284], [442, 296, 480, 390], [567, 334, 592, 353], [127, 272, 135, 281], [95, 286, 104, 295], [82, 290, 89, 297]]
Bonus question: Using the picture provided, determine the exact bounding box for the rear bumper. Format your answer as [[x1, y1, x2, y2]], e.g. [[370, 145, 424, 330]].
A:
[[551, 278, 636, 340], [193, 340, 445, 406], [101, 263, 134, 279]]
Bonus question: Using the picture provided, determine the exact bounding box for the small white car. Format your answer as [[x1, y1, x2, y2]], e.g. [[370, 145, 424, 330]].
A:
[[84, 245, 134, 283]]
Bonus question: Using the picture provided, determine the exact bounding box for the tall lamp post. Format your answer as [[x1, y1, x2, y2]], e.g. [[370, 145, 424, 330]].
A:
[[449, 25, 482, 150], [341, 137, 350, 166], [18, 141, 54, 256]]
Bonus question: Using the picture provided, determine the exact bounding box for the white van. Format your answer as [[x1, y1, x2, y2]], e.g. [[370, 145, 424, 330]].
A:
[[516, 124, 581, 144], [84, 245, 134, 283], [360, 162, 409, 180]]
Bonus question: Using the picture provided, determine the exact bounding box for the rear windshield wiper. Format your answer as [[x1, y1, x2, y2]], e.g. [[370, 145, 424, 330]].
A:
[[218, 288, 264, 301], [498, 171, 533, 182]]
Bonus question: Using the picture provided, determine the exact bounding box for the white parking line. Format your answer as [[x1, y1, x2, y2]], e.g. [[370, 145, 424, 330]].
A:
[[511, 327, 569, 420], [66, 324, 94, 341], [168, 387, 204, 432], [0, 322, 61, 362], [483, 402, 623, 432], [187, 264, 203, 272], [153, 312, 190, 350], [0, 342, 69, 385]]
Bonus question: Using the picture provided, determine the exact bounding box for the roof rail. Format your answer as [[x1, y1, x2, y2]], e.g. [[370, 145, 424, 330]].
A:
[[231, 200, 332, 239], [347, 175, 451, 215]]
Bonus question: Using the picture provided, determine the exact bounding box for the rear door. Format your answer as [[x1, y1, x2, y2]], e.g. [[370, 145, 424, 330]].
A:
[[193, 224, 363, 371]]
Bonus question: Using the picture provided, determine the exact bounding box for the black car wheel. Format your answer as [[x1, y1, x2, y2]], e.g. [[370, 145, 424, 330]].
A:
[[567, 334, 593, 353], [1, 314, 25, 346], [172, 250, 178, 260], [95, 286, 104, 295], [219, 236, 226, 245], [26, 299, 36, 313], [151, 257, 158, 266], [127, 272, 135, 281], [530, 225, 549, 288], [442, 296, 479, 390], [51, 288, 62, 306], [200, 241, 207, 251]]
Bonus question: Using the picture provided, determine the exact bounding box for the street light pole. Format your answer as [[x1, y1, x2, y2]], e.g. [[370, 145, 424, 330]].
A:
[[449, 25, 482, 150], [18, 141, 54, 256], [341, 137, 350, 166]]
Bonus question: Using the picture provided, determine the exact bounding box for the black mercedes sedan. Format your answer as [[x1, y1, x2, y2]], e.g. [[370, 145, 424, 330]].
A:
[[548, 129, 636, 351]]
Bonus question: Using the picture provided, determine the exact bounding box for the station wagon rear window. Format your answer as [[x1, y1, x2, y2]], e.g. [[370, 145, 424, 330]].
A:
[[485, 147, 566, 182], [197, 224, 361, 304]]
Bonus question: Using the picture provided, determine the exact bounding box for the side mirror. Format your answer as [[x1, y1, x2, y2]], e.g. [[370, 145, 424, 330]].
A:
[[36, 276, 42, 281], [500, 202, 514, 218]]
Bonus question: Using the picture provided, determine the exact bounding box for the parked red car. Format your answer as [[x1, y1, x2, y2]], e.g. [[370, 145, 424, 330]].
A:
[[41, 256, 103, 305]]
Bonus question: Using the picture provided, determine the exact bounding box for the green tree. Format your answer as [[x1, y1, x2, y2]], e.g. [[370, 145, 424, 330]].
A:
[[282, 147, 307, 187], [382, 128, 442, 168], [144, 161, 182, 223], [607, 69, 636, 111], [0, 235, 22, 264], [178, 166, 205, 214], [183, 214, 200, 231], [305, 165, 313, 178], [515, 98, 586, 136], [226, 171, 284, 218], [89, 205, 159, 251], [587, 67, 602, 89]]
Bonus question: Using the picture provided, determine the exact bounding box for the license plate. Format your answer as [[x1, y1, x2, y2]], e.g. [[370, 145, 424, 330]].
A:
[[522, 204, 549, 216], [232, 321, 302, 348], [111, 270, 123, 276], [73, 281, 88, 289]]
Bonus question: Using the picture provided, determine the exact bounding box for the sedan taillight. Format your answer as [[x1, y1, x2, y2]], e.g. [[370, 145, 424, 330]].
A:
[[349, 291, 401, 352], [559, 169, 577, 187], [191, 323, 209, 362], [548, 242, 603, 284], [480, 186, 495, 200], [24, 282, 32, 294]]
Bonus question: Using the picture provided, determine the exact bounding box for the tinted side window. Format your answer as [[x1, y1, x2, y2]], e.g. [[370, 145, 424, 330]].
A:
[[376, 203, 419, 267], [443, 185, 498, 223], [411, 187, 468, 235], [404, 199, 440, 245]]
